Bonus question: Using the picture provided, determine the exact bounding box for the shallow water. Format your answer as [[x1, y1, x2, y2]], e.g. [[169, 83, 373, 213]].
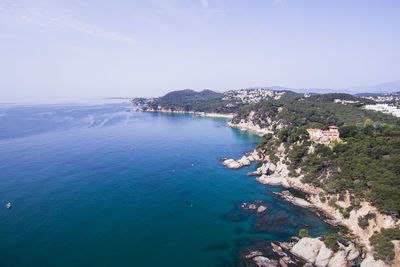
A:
[[0, 103, 329, 266]]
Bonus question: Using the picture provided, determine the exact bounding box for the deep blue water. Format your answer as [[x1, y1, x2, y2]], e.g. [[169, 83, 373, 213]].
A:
[[0, 103, 329, 266]]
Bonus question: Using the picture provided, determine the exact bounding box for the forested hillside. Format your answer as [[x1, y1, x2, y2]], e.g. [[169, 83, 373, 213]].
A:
[[257, 123, 400, 218], [232, 94, 400, 128], [144, 89, 239, 113]]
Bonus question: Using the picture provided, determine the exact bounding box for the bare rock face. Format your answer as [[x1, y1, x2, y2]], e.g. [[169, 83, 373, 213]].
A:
[[265, 162, 277, 173], [327, 250, 347, 267], [290, 237, 323, 264], [345, 243, 359, 262], [360, 255, 387, 267], [256, 175, 291, 189], [291, 237, 361, 267], [222, 159, 241, 169], [274, 191, 314, 208], [256, 162, 277, 175], [252, 151, 262, 161], [315, 243, 333, 267], [238, 156, 251, 166]]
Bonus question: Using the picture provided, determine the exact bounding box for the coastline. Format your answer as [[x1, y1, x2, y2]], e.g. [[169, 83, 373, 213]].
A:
[[141, 108, 234, 119], [226, 121, 272, 135], [139, 106, 400, 266], [224, 123, 400, 267]]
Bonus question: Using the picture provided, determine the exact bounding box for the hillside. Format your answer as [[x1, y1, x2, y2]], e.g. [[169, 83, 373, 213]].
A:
[[231, 94, 399, 130], [144, 88, 299, 114]]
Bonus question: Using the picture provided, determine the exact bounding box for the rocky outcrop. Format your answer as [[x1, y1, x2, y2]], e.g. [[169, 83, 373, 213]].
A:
[[290, 237, 360, 267], [227, 111, 286, 135], [315, 243, 333, 267], [327, 250, 347, 267], [360, 255, 387, 267], [241, 200, 268, 215], [222, 155, 255, 169], [291, 237, 322, 264], [345, 243, 360, 262], [250, 162, 277, 176], [238, 156, 251, 166], [257, 174, 290, 188], [226, 119, 273, 136], [274, 191, 314, 208], [222, 159, 241, 169]]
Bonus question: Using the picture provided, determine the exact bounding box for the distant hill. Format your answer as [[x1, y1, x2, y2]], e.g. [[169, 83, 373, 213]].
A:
[[350, 81, 400, 94], [249, 86, 359, 95], [145, 88, 297, 114], [160, 89, 221, 102], [145, 89, 233, 113], [308, 93, 375, 104], [232, 93, 399, 130]]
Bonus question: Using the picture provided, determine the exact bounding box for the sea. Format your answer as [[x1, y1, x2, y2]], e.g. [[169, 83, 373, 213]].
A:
[[0, 102, 329, 266]]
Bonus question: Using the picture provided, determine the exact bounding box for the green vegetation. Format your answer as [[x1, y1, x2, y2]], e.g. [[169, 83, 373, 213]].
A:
[[257, 122, 400, 218], [146, 89, 242, 113], [357, 212, 376, 230], [322, 233, 340, 252], [369, 227, 400, 263], [299, 228, 310, 238], [233, 95, 399, 128]]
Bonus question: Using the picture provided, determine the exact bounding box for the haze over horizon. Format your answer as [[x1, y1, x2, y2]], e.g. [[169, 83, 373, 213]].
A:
[[1, 0, 400, 102]]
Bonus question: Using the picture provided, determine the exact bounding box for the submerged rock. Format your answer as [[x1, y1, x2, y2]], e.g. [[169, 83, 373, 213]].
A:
[[249, 204, 257, 210], [253, 256, 278, 267], [257, 205, 267, 214]]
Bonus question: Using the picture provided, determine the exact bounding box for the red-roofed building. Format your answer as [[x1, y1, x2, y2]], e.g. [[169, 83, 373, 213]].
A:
[[307, 126, 340, 144]]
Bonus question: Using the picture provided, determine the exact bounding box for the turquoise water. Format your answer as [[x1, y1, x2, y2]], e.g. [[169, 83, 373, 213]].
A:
[[0, 103, 329, 266]]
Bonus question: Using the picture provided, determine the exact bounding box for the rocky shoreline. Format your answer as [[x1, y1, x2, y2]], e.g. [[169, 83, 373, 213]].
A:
[[142, 108, 234, 118], [221, 132, 400, 266]]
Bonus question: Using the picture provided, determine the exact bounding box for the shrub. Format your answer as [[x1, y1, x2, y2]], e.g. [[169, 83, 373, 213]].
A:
[[323, 234, 340, 252], [358, 216, 370, 230], [299, 229, 310, 238], [369, 232, 395, 263], [328, 196, 337, 207], [358, 212, 376, 230], [381, 227, 400, 240]]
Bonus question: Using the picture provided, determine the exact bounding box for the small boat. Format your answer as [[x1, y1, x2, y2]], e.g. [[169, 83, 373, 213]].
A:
[[6, 202, 11, 209]]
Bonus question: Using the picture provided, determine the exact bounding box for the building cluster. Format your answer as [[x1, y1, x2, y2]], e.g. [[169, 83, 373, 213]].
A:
[[362, 94, 400, 103], [222, 89, 285, 104], [307, 126, 341, 145], [334, 99, 359, 105], [364, 104, 400, 117]]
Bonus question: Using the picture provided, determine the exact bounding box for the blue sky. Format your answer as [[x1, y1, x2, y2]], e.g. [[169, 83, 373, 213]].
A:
[[0, 0, 399, 102]]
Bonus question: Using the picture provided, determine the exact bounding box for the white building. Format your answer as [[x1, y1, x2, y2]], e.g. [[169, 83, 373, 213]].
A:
[[364, 104, 400, 117]]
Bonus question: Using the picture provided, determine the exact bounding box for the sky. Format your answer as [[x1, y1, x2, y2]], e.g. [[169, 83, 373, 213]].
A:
[[0, 0, 399, 102]]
